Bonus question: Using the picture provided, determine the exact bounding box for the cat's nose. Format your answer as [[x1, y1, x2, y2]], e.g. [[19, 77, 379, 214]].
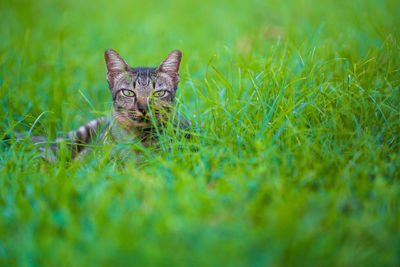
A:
[[136, 97, 148, 116], [138, 106, 147, 116]]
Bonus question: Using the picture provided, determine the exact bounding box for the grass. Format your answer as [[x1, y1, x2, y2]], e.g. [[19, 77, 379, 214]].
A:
[[1, 0, 400, 265]]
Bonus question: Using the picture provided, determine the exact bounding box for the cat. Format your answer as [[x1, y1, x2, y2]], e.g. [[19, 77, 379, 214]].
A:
[[10, 49, 190, 161]]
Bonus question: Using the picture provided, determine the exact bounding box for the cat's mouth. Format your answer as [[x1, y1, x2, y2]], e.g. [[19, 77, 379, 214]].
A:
[[128, 110, 165, 124], [133, 117, 152, 128], [128, 112, 151, 123], [113, 109, 168, 131]]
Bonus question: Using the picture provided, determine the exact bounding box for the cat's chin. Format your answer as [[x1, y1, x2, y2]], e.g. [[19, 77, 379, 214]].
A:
[[132, 121, 153, 128], [114, 116, 152, 131]]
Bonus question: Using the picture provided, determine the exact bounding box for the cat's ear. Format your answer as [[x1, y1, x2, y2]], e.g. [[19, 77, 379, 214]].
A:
[[104, 49, 130, 86], [156, 50, 182, 84]]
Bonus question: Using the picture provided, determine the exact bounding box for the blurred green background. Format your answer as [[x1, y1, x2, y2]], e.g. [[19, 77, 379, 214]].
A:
[[1, 0, 399, 266]]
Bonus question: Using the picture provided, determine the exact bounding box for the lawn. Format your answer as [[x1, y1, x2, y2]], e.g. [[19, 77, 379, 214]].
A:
[[1, 0, 399, 266]]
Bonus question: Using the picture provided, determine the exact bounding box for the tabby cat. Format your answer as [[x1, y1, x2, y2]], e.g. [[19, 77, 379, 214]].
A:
[[16, 49, 189, 161]]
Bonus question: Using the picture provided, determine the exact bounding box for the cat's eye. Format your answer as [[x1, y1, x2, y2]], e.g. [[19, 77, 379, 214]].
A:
[[153, 90, 167, 97], [121, 89, 135, 97]]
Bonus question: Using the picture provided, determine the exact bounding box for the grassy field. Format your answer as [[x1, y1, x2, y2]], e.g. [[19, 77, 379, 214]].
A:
[[1, 0, 400, 265]]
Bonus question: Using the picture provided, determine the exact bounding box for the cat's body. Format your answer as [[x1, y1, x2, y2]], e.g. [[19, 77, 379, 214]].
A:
[[13, 49, 189, 161]]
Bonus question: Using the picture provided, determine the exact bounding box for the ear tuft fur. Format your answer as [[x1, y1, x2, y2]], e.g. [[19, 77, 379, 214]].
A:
[[157, 50, 182, 75], [104, 49, 130, 86]]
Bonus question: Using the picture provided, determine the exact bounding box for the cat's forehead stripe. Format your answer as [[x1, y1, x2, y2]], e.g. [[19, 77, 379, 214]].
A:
[[135, 68, 155, 86]]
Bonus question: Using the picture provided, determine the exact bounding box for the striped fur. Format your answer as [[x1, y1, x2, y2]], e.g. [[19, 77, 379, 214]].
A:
[[14, 49, 188, 161]]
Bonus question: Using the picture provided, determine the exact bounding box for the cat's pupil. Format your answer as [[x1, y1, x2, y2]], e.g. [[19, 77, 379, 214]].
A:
[[122, 89, 135, 97], [154, 90, 165, 97]]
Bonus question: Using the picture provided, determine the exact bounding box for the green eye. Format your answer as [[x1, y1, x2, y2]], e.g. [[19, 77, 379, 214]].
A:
[[122, 89, 135, 97], [153, 90, 166, 97]]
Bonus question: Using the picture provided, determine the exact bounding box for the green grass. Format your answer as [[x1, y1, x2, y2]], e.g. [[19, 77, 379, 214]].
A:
[[1, 0, 400, 266]]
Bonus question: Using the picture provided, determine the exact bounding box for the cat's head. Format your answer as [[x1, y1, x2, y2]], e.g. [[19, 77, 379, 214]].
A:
[[104, 49, 182, 132]]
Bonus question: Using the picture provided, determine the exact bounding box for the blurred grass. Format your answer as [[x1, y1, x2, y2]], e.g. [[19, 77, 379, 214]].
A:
[[1, 0, 400, 266]]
